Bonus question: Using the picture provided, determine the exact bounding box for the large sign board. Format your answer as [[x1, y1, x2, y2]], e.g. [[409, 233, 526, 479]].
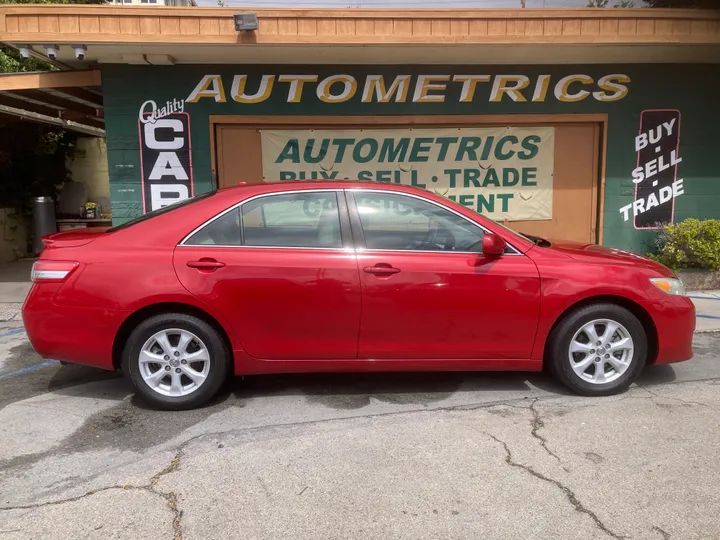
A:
[[633, 110, 682, 229], [260, 127, 555, 221]]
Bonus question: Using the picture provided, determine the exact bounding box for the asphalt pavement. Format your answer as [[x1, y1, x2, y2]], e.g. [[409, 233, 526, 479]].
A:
[[1, 315, 719, 540]]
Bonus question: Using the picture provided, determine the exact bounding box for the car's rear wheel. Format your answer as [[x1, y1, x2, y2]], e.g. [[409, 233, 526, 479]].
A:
[[547, 303, 647, 396], [123, 313, 230, 410]]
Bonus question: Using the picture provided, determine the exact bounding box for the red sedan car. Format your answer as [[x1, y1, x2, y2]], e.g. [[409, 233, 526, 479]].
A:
[[23, 182, 695, 410]]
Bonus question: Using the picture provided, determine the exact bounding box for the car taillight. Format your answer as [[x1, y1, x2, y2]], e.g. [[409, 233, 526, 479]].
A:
[[31, 261, 79, 282]]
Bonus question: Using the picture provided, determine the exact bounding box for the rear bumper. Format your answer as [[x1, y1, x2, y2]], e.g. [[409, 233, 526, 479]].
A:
[[652, 296, 695, 365], [22, 284, 125, 370]]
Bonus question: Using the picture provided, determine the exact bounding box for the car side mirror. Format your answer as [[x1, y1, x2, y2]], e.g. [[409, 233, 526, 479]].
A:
[[482, 233, 506, 257]]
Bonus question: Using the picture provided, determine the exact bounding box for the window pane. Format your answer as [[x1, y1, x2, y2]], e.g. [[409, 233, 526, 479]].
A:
[[185, 208, 241, 246], [354, 192, 484, 252], [241, 192, 342, 248]]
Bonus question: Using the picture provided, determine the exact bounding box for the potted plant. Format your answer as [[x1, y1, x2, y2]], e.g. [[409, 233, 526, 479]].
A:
[[84, 202, 99, 220]]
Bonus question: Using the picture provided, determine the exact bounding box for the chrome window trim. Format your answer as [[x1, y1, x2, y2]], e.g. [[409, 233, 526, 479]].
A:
[[348, 188, 523, 255], [354, 248, 509, 255], [179, 188, 346, 248], [177, 244, 353, 252]]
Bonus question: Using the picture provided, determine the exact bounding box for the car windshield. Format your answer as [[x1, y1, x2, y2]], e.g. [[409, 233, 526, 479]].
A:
[[107, 191, 216, 233]]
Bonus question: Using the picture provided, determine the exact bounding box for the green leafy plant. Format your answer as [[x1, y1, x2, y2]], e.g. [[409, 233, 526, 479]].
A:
[[649, 219, 720, 271]]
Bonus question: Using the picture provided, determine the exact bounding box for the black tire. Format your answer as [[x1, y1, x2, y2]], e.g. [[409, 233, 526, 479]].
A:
[[122, 313, 230, 410], [547, 303, 647, 396]]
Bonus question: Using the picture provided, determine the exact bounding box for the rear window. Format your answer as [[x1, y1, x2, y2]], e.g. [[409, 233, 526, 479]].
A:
[[108, 191, 216, 233]]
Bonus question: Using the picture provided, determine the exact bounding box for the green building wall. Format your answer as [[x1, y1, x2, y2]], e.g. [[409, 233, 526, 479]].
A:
[[101, 63, 720, 254]]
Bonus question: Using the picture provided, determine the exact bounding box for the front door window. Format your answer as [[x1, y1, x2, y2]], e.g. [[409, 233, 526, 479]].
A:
[[353, 192, 485, 253]]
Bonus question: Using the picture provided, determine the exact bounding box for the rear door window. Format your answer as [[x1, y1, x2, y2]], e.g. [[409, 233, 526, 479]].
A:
[[241, 192, 342, 248], [184, 208, 242, 246], [182, 191, 344, 249]]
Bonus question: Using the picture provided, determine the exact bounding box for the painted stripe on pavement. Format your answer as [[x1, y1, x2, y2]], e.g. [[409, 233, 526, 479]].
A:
[[689, 295, 720, 301], [697, 314, 720, 320], [0, 328, 25, 338], [0, 360, 59, 382]]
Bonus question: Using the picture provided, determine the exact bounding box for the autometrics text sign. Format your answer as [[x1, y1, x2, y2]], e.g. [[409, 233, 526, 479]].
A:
[[260, 127, 555, 221], [186, 73, 630, 105]]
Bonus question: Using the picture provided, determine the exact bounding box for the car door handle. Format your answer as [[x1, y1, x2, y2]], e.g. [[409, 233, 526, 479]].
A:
[[363, 264, 401, 275], [187, 259, 226, 270]]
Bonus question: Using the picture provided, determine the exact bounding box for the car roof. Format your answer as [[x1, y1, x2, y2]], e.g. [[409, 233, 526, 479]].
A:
[[108, 179, 534, 254], [220, 180, 431, 196], [211, 181, 534, 253]]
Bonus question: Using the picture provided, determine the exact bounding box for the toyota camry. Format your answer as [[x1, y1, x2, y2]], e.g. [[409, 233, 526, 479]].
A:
[[23, 182, 695, 410]]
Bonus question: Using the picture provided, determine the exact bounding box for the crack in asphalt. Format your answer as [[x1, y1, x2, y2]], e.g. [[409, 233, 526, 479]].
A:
[[150, 448, 185, 540], [480, 431, 625, 540], [0, 485, 127, 511], [151, 448, 184, 487], [638, 385, 712, 409], [0, 449, 186, 540], [652, 525, 671, 539], [529, 399, 569, 471]]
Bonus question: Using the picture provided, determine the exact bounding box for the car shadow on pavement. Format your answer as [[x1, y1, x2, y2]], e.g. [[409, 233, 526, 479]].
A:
[[636, 363, 677, 386], [230, 371, 571, 410], [47, 364, 127, 394], [225, 364, 679, 410], [0, 341, 127, 410], [41, 362, 678, 412]]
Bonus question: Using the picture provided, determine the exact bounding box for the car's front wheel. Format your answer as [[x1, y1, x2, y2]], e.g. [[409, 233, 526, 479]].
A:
[[547, 303, 647, 396], [123, 313, 230, 410]]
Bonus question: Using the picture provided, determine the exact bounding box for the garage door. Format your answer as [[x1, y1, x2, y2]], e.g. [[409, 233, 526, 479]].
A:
[[214, 119, 600, 244]]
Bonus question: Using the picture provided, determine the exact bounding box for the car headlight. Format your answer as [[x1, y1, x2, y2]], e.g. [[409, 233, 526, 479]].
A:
[[650, 277, 686, 296]]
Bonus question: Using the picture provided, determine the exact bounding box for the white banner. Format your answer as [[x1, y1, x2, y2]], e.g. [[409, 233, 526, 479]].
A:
[[260, 127, 554, 221]]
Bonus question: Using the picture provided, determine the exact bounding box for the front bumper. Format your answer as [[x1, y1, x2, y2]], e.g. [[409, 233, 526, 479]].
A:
[[651, 295, 695, 364]]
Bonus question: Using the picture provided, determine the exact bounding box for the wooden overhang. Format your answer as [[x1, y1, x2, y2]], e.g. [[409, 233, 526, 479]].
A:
[[0, 6, 718, 47], [0, 70, 104, 136]]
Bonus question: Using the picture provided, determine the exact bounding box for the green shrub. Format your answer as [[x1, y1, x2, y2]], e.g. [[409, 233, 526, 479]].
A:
[[650, 218, 720, 271]]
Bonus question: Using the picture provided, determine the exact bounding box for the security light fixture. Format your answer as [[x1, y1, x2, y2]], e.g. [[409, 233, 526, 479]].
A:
[[234, 13, 258, 32], [18, 46, 31, 59]]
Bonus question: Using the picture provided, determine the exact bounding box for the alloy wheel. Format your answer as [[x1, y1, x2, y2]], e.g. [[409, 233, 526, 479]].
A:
[[568, 319, 634, 385], [138, 329, 211, 397]]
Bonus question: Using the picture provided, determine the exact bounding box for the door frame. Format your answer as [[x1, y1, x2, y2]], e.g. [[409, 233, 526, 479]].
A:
[[209, 113, 608, 244]]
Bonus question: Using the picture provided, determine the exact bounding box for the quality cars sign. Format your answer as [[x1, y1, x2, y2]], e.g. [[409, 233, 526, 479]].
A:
[[260, 127, 555, 221], [138, 104, 194, 212]]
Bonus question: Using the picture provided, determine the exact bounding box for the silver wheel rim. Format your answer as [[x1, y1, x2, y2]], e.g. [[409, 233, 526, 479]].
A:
[[568, 319, 634, 385], [138, 329, 211, 397]]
